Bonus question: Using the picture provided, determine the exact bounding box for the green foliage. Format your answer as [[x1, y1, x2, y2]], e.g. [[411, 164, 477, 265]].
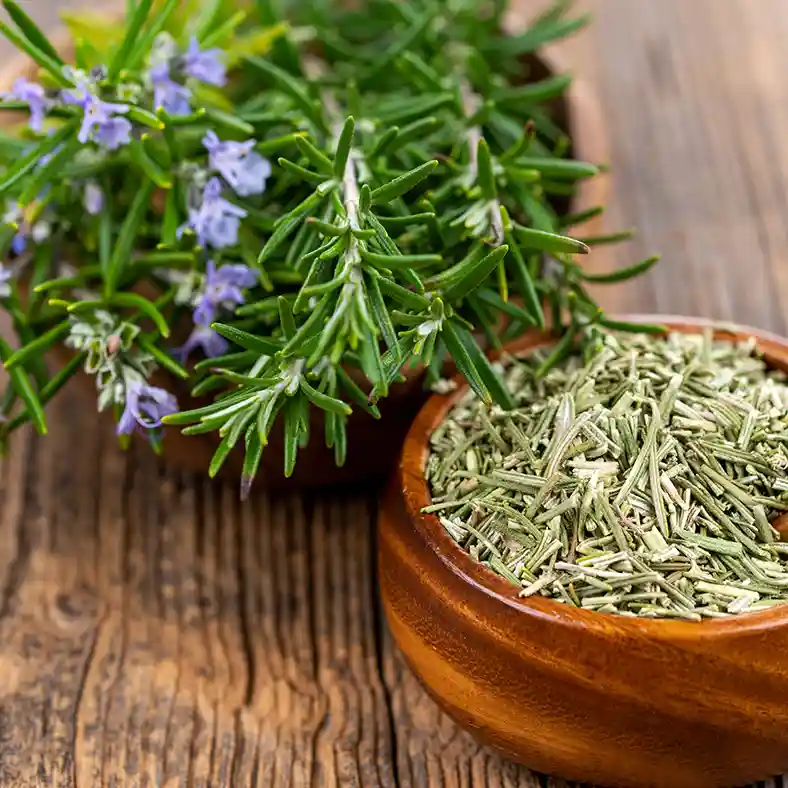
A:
[[0, 0, 657, 496]]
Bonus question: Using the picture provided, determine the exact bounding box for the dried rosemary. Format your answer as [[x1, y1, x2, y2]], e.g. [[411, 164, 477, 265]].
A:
[[426, 330, 788, 620]]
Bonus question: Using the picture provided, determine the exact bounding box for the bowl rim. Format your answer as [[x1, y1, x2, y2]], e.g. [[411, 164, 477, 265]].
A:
[[398, 314, 788, 640]]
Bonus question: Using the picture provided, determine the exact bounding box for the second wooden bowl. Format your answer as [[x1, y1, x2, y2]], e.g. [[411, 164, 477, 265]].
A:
[[379, 317, 788, 788]]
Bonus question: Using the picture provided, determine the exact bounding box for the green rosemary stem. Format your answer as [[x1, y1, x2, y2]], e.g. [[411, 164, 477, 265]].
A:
[[460, 78, 504, 245], [461, 80, 482, 181], [326, 97, 360, 226], [332, 119, 368, 362], [312, 60, 373, 363]]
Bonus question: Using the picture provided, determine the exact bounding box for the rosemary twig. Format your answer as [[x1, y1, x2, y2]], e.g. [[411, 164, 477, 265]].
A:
[[0, 0, 651, 491], [460, 78, 504, 245]]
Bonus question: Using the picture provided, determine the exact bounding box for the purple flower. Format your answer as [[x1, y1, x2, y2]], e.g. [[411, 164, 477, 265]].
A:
[[11, 232, 26, 255], [6, 209, 50, 256], [62, 85, 131, 150], [116, 380, 178, 435], [5, 205, 27, 255], [181, 177, 247, 249], [203, 131, 272, 197], [80, 98, 130, 148], [94, 115, 132, 150], [84, 181, 104, 215], [1, 77, 48, 132], [183, 37, 226, 86], [150, 62, 191, 116], [175, 261, 256, 361], [174, 325, 229, 362], [194, 260, 257, 325], [4, 204, 29, 255]]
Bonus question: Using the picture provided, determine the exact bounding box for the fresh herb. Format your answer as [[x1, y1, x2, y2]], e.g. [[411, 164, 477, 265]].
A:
[[428, 330, 788, 619], [0, 0, 653, 495]]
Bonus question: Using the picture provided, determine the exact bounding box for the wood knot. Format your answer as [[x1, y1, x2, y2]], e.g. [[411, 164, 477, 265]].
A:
[[50, 588, 99, 630]]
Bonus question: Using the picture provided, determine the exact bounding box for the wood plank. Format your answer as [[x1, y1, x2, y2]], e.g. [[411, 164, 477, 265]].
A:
[[587, 0, 788, 331], [0, 409, 397, 785]]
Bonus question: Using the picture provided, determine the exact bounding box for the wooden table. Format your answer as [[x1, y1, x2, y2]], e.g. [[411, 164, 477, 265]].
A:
[[1, 1, 787, 785]]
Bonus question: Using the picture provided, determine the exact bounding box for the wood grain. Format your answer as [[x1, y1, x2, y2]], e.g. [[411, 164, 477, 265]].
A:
[[0, 394, 395, 786], [2, 0, 788, 786]]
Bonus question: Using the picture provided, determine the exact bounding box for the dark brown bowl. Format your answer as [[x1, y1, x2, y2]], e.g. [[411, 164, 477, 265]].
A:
[[379, 317, 788, 788], [0, 24, 609, 490]]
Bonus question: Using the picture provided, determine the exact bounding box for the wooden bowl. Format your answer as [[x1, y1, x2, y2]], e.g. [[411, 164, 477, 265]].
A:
[[379, 316, 788, 788], [0, 24, 609, 490]]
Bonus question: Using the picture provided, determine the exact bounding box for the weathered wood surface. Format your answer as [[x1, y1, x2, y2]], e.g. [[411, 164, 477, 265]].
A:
[[1, 1, 787, 786]]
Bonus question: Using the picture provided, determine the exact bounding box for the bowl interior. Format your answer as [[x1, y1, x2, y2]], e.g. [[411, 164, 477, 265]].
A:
[[399, 315, 788, 638]]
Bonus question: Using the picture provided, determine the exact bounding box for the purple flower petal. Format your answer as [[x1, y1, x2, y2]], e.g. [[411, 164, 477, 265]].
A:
[[213, 263, 258, 290], [93, 116, 132, 150], [193, 298, 218, 327], [183, 36, 226, 86], [175, 325, 229, 362], [202, 130, 221, 150], [11, 232, 26, 255], [2, 77, 48, 132], [150, 62, 191, 116], [192, 259, 257, 326], [203, 131, 272, 197], [65, 87, 132, 150], [117, 381, 178, 435], [181, 177, 247, 249], [203, 177, 223, 201], [155, 82, 191, 116], [116, 404, 138, 436]]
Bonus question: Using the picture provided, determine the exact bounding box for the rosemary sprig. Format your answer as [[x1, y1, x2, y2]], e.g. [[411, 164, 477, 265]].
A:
[[0, 0, 654, 495]]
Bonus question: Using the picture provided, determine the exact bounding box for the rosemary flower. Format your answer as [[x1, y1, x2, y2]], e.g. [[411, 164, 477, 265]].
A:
[[1, 77, 48, 131], [182, 37, 227, 86], [182, 177, 247, 248], [175, 325, 228, 362], [175, 262, 256, 361], [116, 380, 178, 435], [150, 61, 191, 116], [62, 74, 131, 150], [203, 131, 272, 197], [193, 260, 257, 325]]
